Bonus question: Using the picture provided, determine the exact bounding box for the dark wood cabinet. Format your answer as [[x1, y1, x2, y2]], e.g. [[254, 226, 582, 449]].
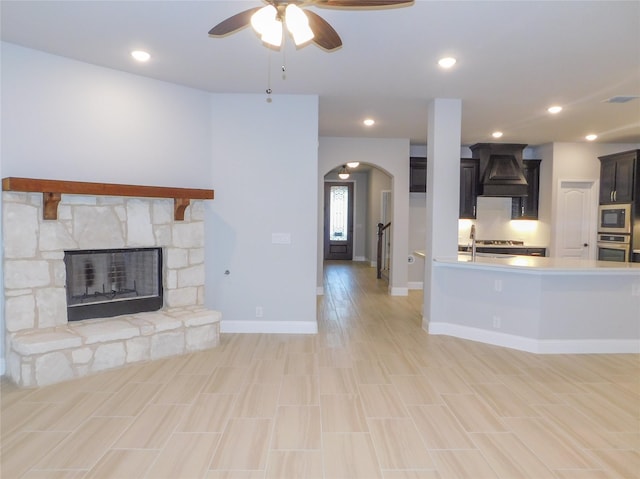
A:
[[409, 157, 427, 192], [598, 150, 638, 204], [511, 159, 541, 219], [460, 159, 479, 219]]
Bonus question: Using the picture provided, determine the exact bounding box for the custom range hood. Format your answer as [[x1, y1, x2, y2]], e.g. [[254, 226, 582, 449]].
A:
[[470, 143, 528, 197]]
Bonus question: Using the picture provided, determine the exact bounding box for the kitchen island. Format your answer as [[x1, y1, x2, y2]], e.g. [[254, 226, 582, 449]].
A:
[[420, 252, 640, 354]]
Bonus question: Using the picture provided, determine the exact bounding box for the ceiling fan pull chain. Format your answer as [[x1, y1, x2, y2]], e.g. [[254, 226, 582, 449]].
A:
[[266, 48, 273, 102], [281, 43, 287, 81]]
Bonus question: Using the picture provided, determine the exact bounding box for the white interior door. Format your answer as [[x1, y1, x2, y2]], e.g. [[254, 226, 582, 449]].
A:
[[556, 181, 596, 259]]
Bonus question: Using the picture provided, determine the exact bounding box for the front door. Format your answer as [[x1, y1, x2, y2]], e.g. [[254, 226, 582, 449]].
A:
[[324, 182, 354, 260]]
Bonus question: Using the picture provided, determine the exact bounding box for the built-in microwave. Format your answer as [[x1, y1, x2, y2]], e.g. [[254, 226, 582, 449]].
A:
[[598, 203, 631, 234]]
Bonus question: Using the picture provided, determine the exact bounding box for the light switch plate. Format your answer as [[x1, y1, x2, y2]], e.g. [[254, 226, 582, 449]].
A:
[[272, 233, 291, 244]]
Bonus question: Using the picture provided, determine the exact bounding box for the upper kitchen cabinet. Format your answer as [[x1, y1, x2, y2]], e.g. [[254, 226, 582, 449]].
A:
[[599, 149, 638, 204], [410, 157, 427, 192], [511, 159, 541, 219], [460, 159, 479, 219]]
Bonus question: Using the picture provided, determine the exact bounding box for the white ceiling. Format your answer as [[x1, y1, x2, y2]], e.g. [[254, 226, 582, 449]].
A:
[[1, 0, 639, 146]]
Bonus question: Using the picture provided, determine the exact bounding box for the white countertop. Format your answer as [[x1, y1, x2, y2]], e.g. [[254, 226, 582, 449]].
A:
[[435, 253, 640, 274], [415, 250, 640, 274]]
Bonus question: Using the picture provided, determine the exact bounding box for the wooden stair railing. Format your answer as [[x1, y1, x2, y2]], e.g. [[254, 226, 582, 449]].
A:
[[376, 221, 391, 279]]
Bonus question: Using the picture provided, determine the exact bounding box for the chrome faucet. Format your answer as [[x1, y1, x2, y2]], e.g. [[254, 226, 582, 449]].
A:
[[470, 224, 477, 261]]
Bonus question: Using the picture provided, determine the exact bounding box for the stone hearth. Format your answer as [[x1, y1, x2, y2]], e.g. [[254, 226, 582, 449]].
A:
[[3, 186, 220, 387]]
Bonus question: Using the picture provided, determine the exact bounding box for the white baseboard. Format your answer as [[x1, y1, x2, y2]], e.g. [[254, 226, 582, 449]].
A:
[[408, 281, 423, 290], [221, 320, 318, 334], [316, 286, 324, 296], [353, 256, 366, 262], [390, 287, 408, 296], [428, 322, 640, 354]]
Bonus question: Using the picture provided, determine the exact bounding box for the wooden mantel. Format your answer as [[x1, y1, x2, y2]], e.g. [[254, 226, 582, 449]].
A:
[[2, 177, 214, 221]]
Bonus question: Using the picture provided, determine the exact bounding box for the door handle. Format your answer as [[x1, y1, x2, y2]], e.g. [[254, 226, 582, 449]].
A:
[[610, 191, 614, 202], [583, 243, 589, 247], [614, 190, 617, 202]]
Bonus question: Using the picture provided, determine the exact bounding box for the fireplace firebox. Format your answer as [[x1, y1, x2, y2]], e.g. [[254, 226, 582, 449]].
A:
[[64, 247, 163, 321]]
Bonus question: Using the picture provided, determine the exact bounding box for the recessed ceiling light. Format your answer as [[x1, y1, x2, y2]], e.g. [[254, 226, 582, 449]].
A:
[[363, 118, 375, 126], [547, 105, 562, 114], [492, 131, 503, 139], [438, 57, 457, 69], [585, 134, 598, 141], [131, 50, 151, 62]]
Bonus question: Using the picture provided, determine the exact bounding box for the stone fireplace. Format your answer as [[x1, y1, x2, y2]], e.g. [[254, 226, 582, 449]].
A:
[[2, 178, 220, 387]]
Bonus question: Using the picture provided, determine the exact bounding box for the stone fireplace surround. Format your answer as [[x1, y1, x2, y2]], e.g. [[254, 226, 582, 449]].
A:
[[2, 180, 220, 387]]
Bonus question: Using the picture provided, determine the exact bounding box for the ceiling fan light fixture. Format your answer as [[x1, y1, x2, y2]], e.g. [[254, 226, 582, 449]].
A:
[[251, 5, 277, 35], [285, 4, 314, 45], [261, 19, 283, 47]]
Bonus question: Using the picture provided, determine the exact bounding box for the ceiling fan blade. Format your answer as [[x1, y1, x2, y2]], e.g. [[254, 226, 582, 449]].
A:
[[208, 7, 262, 36], [313, 0, 413, 7], [306, 10, 342, 51]]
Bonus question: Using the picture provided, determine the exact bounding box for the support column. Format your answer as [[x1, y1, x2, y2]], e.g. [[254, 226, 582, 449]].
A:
[[422, 98, 462, 330]]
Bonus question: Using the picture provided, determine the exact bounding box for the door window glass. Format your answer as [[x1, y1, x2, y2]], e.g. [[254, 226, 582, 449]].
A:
[[329, 185, 349, 241]]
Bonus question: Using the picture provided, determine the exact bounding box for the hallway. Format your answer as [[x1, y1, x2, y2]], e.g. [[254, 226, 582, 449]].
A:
[[1, 261, 638, 478]]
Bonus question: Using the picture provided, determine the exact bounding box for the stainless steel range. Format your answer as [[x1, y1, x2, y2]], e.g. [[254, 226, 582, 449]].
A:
[[459, 239, 546, 257], [474, 240, 524, 246]]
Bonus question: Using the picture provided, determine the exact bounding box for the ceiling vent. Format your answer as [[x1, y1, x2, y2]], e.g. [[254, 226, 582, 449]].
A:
[[603, 96, 639, 104]]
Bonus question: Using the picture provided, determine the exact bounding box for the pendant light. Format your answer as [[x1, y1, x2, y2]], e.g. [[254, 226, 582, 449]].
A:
[[338, 165, 350, 179]]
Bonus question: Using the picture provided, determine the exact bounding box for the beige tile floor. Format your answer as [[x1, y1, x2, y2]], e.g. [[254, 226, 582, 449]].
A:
[[1, 261, 639, 478]]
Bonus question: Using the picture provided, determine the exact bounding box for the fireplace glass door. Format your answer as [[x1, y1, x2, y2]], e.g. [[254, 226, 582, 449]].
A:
[[64, 247, 163, 321]]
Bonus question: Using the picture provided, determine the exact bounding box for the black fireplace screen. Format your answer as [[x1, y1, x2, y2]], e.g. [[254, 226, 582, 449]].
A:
[[64, 247, 163, 321]]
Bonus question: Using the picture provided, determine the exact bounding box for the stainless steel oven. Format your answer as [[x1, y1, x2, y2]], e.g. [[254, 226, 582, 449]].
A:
[[598, 204, 631, 234], [597, 233, 631, 262]]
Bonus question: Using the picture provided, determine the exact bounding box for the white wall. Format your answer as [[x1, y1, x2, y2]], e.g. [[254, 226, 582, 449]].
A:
[[0, 120, 3, 375], [1, 43, 212, 187], [206, 94, 319, 333], [318, 137, 410, 295], [1, 42, 214, 376]]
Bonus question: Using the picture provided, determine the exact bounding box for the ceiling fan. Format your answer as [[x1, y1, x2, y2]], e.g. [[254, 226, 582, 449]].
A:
[[208, 0, 413, 51]]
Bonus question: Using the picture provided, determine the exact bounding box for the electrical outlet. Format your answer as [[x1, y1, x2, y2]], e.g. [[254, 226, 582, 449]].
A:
[[492, 316, 501, 329], [255, 306, 263, 318], [494, 279, 502, 292]]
